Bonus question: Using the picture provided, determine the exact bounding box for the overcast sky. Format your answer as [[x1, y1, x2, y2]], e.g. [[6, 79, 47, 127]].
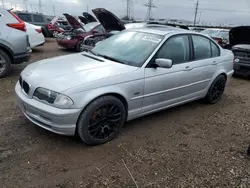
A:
[[2, 0, 250, 25]]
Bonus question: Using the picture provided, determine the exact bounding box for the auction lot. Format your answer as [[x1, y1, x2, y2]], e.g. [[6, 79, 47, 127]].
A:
[[1, 38, 250, 188]]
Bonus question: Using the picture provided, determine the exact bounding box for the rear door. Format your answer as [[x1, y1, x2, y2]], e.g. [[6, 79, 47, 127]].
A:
[[189, 34, 220, 91]]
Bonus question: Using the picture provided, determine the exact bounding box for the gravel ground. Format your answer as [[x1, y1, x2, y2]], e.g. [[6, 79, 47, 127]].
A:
[[0, 38, 250, 188]]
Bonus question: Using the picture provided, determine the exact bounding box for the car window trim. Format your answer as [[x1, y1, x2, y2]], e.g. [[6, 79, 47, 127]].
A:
[[146, 33, 192, 68], [190, 34, 221, 62]]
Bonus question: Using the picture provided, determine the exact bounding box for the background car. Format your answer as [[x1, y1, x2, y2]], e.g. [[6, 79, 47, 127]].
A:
[[0, 8, 30, 78], [14, 11, 51, 37], [25, 22, 45, 48], [16, 26, 234, 145], [48, 16, 72, 38], [200, 28, 230, 48], [56, 13, 105, 52], [230, 26, 250, 76]]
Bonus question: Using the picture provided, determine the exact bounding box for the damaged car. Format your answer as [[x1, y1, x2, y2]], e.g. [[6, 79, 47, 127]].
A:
[[56, 13, 105, 52], [230, 26, 250, 76], [48, 16, 72, 38]]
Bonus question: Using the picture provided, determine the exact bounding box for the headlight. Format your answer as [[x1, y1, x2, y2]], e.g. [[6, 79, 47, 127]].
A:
[[33, 88, 73, 108], [66, 36, 72, 40]]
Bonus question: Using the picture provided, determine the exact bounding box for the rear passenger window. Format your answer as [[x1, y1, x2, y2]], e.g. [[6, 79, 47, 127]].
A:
[[18, 13, 32, 22], [33, 15, 44, 22], [211, 41, 220, 57], [155, 35, 190, 65], [192, 35, 212, 60]]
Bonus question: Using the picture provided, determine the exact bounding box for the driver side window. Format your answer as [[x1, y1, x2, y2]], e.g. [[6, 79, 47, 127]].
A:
[[155, 35, 190, 65]]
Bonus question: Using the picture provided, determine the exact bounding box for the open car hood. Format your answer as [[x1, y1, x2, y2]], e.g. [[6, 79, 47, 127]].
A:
[[50, 16, 59, 25], [83, 12, 97, 23], [63, 13, 83, 30], [78, 16, 87, 25], [92, 8, 125, 32], [229, 26, 250, 47]]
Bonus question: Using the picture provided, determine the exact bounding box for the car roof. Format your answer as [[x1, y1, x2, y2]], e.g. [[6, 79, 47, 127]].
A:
[[128, 26, 195, 36]]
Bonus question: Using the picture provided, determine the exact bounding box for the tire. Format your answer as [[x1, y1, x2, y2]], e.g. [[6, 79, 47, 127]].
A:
[[41, 27, 49, 37], [0, 49, 11, 78], [204, 75, 226, 104], [77, 96, 127, 145], [76, 40, 85, 52]]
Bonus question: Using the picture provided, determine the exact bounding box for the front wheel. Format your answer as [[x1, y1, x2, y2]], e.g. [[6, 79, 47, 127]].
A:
[[205, 75, 226, 104], [77, 96, 126, 145], [52, 31, 59, 38], [76, 40, 86, 52]]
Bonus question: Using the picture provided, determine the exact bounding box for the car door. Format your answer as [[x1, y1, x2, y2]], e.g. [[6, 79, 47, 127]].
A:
[[143, 34, 199, 113], [190, 34, 220, 92]]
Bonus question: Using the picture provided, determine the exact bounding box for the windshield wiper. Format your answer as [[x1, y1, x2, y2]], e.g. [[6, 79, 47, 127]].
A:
[[98, 55, 127, 65]]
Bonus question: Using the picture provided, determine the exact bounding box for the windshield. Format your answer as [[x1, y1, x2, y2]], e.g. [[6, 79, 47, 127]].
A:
[[200, 29, 219, 36], [91, 31, 163, 67], [83, 22, 99, 32]]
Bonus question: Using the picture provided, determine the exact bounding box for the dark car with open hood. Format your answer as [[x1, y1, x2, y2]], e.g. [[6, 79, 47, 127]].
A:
[[230, 26, 250, 76], [56, 12, 105, 52]]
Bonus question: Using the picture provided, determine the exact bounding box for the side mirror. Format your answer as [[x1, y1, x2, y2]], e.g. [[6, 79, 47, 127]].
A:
[[155, 58, 172, 68]]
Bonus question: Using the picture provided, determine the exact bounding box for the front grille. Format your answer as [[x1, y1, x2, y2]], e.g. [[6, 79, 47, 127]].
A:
[[233, 51, 250, 58], [19, 76, 30, 95]]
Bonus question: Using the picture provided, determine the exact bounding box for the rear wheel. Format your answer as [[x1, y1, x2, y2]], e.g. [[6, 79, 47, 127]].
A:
[[205, 75, 226, 104], [0, 49, 11, 78], [77, 96, 126, 145]]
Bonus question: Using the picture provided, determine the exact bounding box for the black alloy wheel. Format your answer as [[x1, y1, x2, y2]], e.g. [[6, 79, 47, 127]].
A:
[[205, 75, 226, 104], [77, 96, 126, 145]]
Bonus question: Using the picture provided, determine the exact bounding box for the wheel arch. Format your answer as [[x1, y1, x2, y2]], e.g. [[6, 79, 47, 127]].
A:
[[0, 44, 13, 63]]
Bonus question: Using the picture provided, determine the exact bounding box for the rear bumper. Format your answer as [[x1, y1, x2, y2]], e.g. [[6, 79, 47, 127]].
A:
[[13, 50, 31, 64]]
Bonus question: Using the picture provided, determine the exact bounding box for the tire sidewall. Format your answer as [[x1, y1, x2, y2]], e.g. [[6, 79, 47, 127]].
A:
[[76, 40, 84, 52], [0, 49, 11, 78], [77, 96, 126, 145], [206, 75, 226, 104]]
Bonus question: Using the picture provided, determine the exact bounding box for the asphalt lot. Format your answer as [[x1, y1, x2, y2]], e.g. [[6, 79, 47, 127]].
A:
[[1, 38, 250, 188]]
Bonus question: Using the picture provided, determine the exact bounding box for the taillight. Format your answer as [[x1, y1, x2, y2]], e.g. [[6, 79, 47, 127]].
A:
[[7, 11, 26, 32], [35, 29, 42, 33]]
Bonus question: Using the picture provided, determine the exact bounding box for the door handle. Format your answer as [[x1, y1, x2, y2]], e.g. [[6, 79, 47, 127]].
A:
[[184, 66, 193, 71], [212, 61, 218, 65]]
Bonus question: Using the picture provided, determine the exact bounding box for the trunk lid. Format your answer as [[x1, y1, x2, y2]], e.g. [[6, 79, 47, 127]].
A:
[[229, 26, 250, 47], [92, 8, 125, 32]]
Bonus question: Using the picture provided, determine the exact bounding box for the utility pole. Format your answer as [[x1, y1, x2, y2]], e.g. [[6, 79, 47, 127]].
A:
[[86, 4, 89, 13], [38, 0, 42, 13], [193, 0, 199, 26], [144, 0, 157, 21], [125, 0, 132, 20], [53, 5, 55, 16], [1, 0, 4, 8]]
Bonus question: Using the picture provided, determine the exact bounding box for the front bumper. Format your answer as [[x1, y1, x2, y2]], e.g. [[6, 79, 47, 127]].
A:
[[15, 82, 82, 136], [234, 59, 250, 76], [57, 39, 78, 49]]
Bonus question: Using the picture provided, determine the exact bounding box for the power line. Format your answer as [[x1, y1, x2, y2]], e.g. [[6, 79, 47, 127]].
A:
[[193, 0, 199, 26], [144, 0, 157, 21]]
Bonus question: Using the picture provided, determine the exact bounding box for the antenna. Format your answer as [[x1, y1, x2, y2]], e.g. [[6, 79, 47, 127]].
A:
[[144, 0, 157, 21], [193, 0, 199, 26]]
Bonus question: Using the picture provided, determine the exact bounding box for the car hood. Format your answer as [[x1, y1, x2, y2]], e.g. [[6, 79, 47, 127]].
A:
[[63, 13, 84, 30], [21, 53, 138, 93], [92, 8, 126, 32], [50, 16, 59, 25], [78, 16, 87, 25], [229, 26, 250, 47], [82, 12, 97, 23]]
